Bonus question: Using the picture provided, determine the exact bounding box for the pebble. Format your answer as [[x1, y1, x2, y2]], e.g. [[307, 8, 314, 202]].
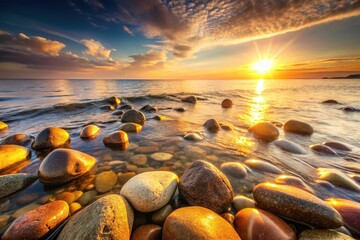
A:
[[317, 168, 360, 192], [103, 131, 129, 149], [78, 190, 97, 206], [183, 133, 203, 141], [181, 96, 197, 103], [95, 171, 118, 193], [2, 201, 69, 240], [221, 99, 233, 108], [220, 122, 233, 131], [253, 183, 343, 228], [118, 172, 136, 186], [136, 146, 159, 154], [151, 204, 174, 225], [69, 202, 82, 214], [163, 206, 240, 240], [38, 148, 96, 185], [121, 109, 146, 125], [126, 164, 138, 172], [249, 122, 279, 142], [244, 159, 283, 174], [112, 109, 125, 116], [140, 104, 158, 112], [220, 162, 247, 178], [132, 224, 162, 240], [56, 191, 76, 204], [58, 194, 134, 240], [99, 104, 115, 111], [234, 208, 296, 240], [203, 118, 221, 132], [118, 122, 142, 133], [130, 154, 148, 165], [179, 160, 234, 213], [151, 152, 173, 162], [0, 121, 8, 131], [283, 119, 313, 135], [32, 127, 70, 150], [275, 175, 315, 194], [86, 184, 95, 190], [80, 125, 101, 139], [120, 171, 178, 212], [174, 107, 185, 112], [0, 133, 33, 146], [105, 96, 121, 105], [322, 99, 339, 104], [118, 103, 134, 110], [184, 145, 206, 158], [153, 115, 166, 121], [0, 145, 30, 173], [73, 191, 83, 201], [310, 144, 338, 155], [0, 173, 37, 198], [233, 195, 255, 212], [299, 229, 354, 240], [274, 139, 307, 154], [323, 141, 352, 151]]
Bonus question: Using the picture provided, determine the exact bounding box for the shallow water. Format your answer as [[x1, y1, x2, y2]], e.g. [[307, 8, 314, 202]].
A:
[[1, 79, 360, 234]]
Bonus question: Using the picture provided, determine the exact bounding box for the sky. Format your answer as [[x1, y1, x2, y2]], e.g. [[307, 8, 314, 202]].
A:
[[0, 0, 359, 79]]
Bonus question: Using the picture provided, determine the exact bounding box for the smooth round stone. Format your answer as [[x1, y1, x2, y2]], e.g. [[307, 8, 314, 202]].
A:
[[56, 192, 76, 204], [95, 171, 118, 193], [299, 230, 354, 240], [78, 190, 97, 206], [0, 145, 30, 172], [2, 200, 69, 240], [132, 224, 162, 240], [220, 162, 247, 178], [317, 168, 360, 192], [253, 183, 343, 228], [221, 99, 233, 108], [0, 134, 33, 146], [103, 131, 129, 149], [275, 175, 315, 194], [38, 148, 96, 185], [105, 96, 121, 105], [99, 104, 115, 111], [153, 115, 165, 121], [323, 141, 352, 151], [221, 212, 235, 226], [163, 206, 240, 240], [0, 121, 8, 131], [121, 109, 146, 125], [274, 139, 307, 154], [220, 122, 233, 131], [118, 172, 136, 186], [181, 96, 197, 103], [112, 109, 125, 116], [151, 152, 173, 162], [244, 159, 283, 174], [118, 122, 142, 133], [203, 119, 221, 132], [234, 208, 296, 240], [0, 173, 37, 198], [152, 204, 174, 225], [69, 202, 82, 214], [310, 144, 338, 155], [174, 107, 185, 112], [118, 103, 134, 110], [120, 171, 179, 212], [140, 104, 158, 112], [130, 154, 148, 165], [179, 160, 234, 213], [80, 125, 101, 139], [32, 127, 70, 150], [326, 198, 360, 237], [284, 120, 313, 135], [322, 99, 339, 104], [233, 195, 255, 212], [183, 133, 203, 141], [249, 122, 279, 142], [136, 146, 159, 154], [58, 194, 134, 240]]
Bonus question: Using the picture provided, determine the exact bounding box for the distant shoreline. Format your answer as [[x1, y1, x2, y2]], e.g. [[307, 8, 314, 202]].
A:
[[322, 74, 360, 79]]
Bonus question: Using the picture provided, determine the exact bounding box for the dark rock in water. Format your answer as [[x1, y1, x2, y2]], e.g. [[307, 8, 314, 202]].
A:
[[153, 115, 165, 120], [0, 173, 37, 198], [323, 141, 351, 151], [244, 159, 283, 174], [174, 107, 185, 112], [0, 145, 31, 173], [253, 183, 343, 229], [184, 133, 203, 141], [233, 195, 255, 212], [80, 125, 101, 139], [275, 175, 315, 194], [274, 139, 307, 154], [284, 120, 313, 135], [38, 148, 96, 185], [322, 99, 339, 104], [121, 109, 146, 125], [118, 123, 142, 133], [340, 106, 360, 112], [111, 109, 125, 116], [271, 121, 283, 127], [140, 104, 158, 112], [58, 194, 134, 240], [219, 122, 233, 131], [32, 127, 70, 150], [249, 122, 279, 142], [118, 103, 134, 110], [2, 200, 69, 240], [310, 144, 338, 155], [104, 96, 121, 105], [220, 162, 247, 178], [0, 134, 33, 146], [203, 119, 221, 133], [179, 160, 234, 213], [0, 121, 9, 131], [99, 104, 115, 111], [181, 96, 197, 103], [221, 99, 233, 108], [103, 131, 129, 149], [132, 224, 162, 240], [299, 229, 354, 240]]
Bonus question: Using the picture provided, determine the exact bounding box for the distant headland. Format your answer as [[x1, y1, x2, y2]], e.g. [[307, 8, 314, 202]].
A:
[[322, 74, 360, 79]]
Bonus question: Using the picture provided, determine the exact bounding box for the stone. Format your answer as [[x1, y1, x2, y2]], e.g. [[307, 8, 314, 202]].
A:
[[341, 106, 360, 112], [322, 99, 339, 104], [174, 107, 185, 112], [299, 230, 354, 240], [0, 121, 8, 131], [249, 122, 279, 142], [56, 191, 76, 204], [221, 99, 233, 108], [179, 160, 234, 213], [220, 162, 247, 178], [203, 119, 221, 132], [184, 146, 206, 158], [58, 194, 133, 240], [181, 96, 197, 103], [233, 195, 255, 212], [32, 127, 70, 150], [2, 201, 69, 240], [118, 122, 142, 133], [12, 203, 40, 218], [326, 198, 360, 238], [103, 131, 129, 149], [0, 173, 37, 198], [221, 212, 235, 226], [153, 115, 165, 121], [140, 104, 158, 112], [99, 105, 115, 111], [38, 148, 96, 185], [244, 159, 283, 174], [151, 152, 173, 162], [310, 144, 338, 155], [151, 204, 173, 225], [120, 171, 178, 212], [118, 104, 134, 110], [253, 183, 343, 228], [317, 168, 360, 192], [0, 214, 10, 228], [121, 109, 146, 125], [95, 171, 118, 193], [275, 175, 315, 194], [0, 145, 30, 173], [220, 122, 233, 131], [163, 206, 240, 240], [0, 134, 33, 146], [112, 110, 125, 116], [323, 141, 351, 151], [80, 125, 101, 139], [130, 154, 148, 165], [78, 190, 97, 206], [234, 208, 296, 240], [136, 146, 159, 154], [69, 202, 82, 214], [183, 133, 203, 141], [105, 96, 121, 105], [284, 120, 313, 135], [118, 172, 136, 186], [274, 139, 307, 154], [132, 224, 162, 240], [126, 164, 138, 172]]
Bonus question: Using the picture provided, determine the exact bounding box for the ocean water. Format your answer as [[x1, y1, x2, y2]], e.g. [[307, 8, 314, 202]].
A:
[[1, 79, 360, 233]]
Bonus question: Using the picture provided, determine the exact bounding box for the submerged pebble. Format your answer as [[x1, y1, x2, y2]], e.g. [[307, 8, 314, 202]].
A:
[[0, 173, 37, 198], [203, 118, 221, 132], [323, 141, 352, 151], [249, 122, 279, 142], [220, 162, 247, 178], [119, 122, 142, 133], [95, 171, 118, 193], [150, 152, 173, 162], [183, 132, 203, 141]]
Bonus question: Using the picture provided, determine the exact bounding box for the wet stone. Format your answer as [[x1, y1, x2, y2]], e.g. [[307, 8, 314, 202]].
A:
[[323, 141, 351, 151], [249, 122, 279, 142], [132, 224, 162, 240], [78, 190, 97, 206], [221, 99, 233, 108], [151, 152, 173, 162], [136, 146, 159, 154], [121, 109, 146, 125], [104, 96, 121, 105], [174, 107, 185, 112], [220, 122, 233, 131], [183, 133, 203, 141], [95, 171, 118, 193], [0, 134, 33, 146], [80, 124, 101, 139], [203, 119, 221, 132], [140, 104, 158, 112], [274, 139, 307, 154], [56, 191, 76, 204], [244, 159, 283, 174], [220, 162, 247, 178], [310, 144, 338, 155], [32, 127, 70, 150], [99, 104, 115, 111], [118, 122, 142, 133], [317, 168, 360, 192], [299, 230, 354, 240], [275, 175, 315, 194], [0, 145, 31, 173], [118, 172, 136, 186], [130, 154, 148, 165], [103, 131, 129, 150], [0, 173, 37, 198], [233, 195, 255, 212], [151, 204, 174, 225], [181, 96, 197, 103], [284, 120, 313, 135], [112, 109, 125, 116]]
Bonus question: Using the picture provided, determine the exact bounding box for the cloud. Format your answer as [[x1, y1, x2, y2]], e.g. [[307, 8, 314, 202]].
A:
[[123, 26, 134, 36], [129, 50, 167, 68], [81, 39, 112, 59]]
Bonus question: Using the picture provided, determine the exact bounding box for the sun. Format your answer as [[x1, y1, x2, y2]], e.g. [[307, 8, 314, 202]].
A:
[[253, 59, 274, 75]]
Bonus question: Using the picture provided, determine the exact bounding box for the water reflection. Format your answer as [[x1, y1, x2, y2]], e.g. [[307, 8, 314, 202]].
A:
[[246, 79, 268, 125]]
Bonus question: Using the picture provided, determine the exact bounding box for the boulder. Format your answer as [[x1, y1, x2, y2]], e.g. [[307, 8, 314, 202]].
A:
[[0, 145, 30, 173], [221, 99, 233, 108], [181, 96, 197, 103], [80, 125, 101, 139], [103, 131, 129, 150], [0, 173, 37, 198], [283, 120, 313, 135], [121, 109, 146, 125], [249, 122, 279, 142], [203, 119, 221, 132], [32, 127, 70, 150], [118, 123, 142, 133]]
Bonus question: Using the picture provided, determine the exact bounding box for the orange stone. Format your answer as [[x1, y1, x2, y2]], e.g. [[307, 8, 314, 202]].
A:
[[132, 224, 162, 240]]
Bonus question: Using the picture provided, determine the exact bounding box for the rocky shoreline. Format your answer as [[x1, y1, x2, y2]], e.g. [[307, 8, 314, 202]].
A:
[[0, 96, 360, 239]]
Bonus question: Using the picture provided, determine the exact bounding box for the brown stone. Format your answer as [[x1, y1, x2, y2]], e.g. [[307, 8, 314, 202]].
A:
[[249, 122, 279, 142], [284, 119, 313, 135], [181, 96, 197, 103], [0, 145, 30, 173], [203, 119, 221, 132], [103, 131, 129, 150], [310, 144, 337, 155], [121, 109, 146, 125], [322, 141, 351, 151], [119, 123, 142, 133], [95, 171, 118, 193], [132, 224, 162, 240], [80, 125, 101, 139], [56, 192, 76, 204], [220, 162, 247, 178], [0, 134, 33, 146], [221, 99, 233, 108], [244, 159, 283, 174], [275, 175, 315, 194], [299, 229, 354, 240], [32, 127, 70, 150]]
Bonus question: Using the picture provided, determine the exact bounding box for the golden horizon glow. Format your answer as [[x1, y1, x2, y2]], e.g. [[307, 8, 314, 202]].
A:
[[253, 59, 274, 75]]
